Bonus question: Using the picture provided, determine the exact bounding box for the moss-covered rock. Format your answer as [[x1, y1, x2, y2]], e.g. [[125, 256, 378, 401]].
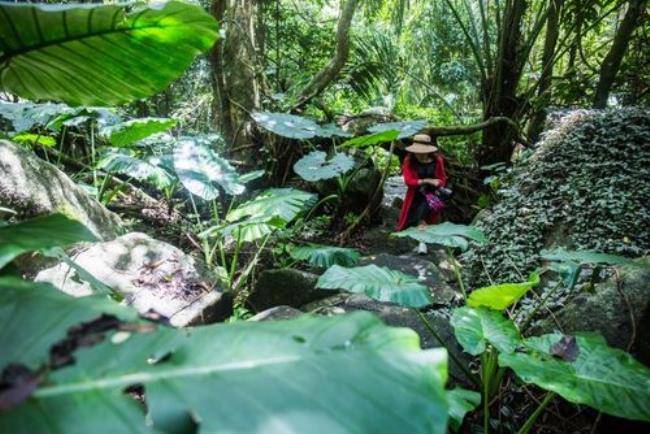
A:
[[0, 140, 122, 239], [461, 109, 650, 287], [530, 257, 650, 365]]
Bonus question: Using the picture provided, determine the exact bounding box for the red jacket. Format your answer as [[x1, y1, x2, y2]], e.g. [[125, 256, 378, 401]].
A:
[[396, 154, 448, 231]]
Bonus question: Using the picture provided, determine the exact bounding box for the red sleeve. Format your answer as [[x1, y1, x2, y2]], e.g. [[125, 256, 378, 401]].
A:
[[435, 155, 447, 188], [402, 155, 420, 187]]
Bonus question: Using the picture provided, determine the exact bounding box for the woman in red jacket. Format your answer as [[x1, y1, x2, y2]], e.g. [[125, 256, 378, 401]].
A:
[[396, 134, 447, 253]]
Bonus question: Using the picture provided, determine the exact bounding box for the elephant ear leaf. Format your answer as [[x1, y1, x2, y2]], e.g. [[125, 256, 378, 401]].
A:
[[467, 273, 540, 311], [499, 332, 650, 422], [0, 1, 218, 106], [293, 151, 354, 181], [450, 306, 521, 355], [0, 311, 450, 434], [316, 264, 433, 308]]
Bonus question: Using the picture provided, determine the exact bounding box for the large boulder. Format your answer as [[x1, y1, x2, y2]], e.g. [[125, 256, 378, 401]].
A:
[[247, 268, 334, 312], [360, 253, 459, 305], [0, 140, 122, 239], [530, 257, 650, 364], [35, 232, 231, 327], [461, 109, 650, 287]]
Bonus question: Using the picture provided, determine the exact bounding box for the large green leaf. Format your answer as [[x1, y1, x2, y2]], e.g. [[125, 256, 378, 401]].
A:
[[467, 273, 540, 311], [252, 112, 320, 139], [293, 151, 355, 181], [392, 222, 486, 251], [450, 306, 521, 356], [447, 387, 481, 432], [539, 248, 635, 266], [0, 277, 137, 369], [0, 312, 450, 433], [203, 217, 286, 243], [341, 129, 400, 148], [173, 137, 245, 199], [226, 188, 317, 224], [316, 264, 433, 308], [0, 1, 218, 106], [499, 333, 650, 421], [97, 148, 175, 190], [368, 120, 428, 139], [290, 244, 360, 268], [101, 118, 176, 147], [0, 102, 72, 132], [0, 214, 97, 270]]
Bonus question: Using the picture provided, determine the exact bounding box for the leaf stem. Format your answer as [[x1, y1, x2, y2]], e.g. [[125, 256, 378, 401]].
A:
[[446, 247, 467, 299], [517, 392, 555, 434], [519, 280, 563, 333], [416, 310, 480, 388]]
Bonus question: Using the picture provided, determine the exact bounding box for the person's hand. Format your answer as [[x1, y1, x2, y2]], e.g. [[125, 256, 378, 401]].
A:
[[425, 179, 441, 187]]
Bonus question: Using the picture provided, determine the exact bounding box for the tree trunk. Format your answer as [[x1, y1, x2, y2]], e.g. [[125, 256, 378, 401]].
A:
[[593, 0, 647, 108], [210, 0, 262, 163], [292, 0, 359, 110], [526, 0, 563, 143], [479, 0, 528, 167]]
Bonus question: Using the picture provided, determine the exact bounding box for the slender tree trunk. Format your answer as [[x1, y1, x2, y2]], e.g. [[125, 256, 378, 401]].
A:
[[210, 0, 262, 162], [479, 0, 528, 167], [526, 0, 563, 142], [292, 0, 359, 110], [593, 0, 647, 108]]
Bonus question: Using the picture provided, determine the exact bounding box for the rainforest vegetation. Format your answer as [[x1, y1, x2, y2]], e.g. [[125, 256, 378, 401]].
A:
[[0, 0, 649, 433]]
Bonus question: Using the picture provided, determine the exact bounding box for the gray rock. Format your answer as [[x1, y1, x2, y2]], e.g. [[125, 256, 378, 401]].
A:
[[249, 306, 304, 322], [360, 253, 460, 305], [248, 268, 333, 311], [35, 232, 230, 327], [0, 140, 122, 239], [531, 257, 650, 364], [361, 227, 414, 255], [303, 293, 473, 385]]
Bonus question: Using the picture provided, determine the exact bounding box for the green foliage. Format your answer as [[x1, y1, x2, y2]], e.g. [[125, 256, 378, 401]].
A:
[[0, 101, 72, 132], [450, 306, 521, 356], [0, 1, 218, 106], [540, 248, 635, 266], [0, 214, 97, 269], [341, 129, 400, 148], [392, 222, 486, 251], [226, 188, 316, 224], [101, 118, 176, 147], [447, 387, 481, 431], [252, 112, 320, 139], [97, 149, 175, 190], [0, 311, 450, 433], [467, 273, 540, 311], [293, 151, 355, 181], [499, 332, 650, 421], [0, 277, 137, 369], [10, 132, 56, 148], [289, 244, 360, 268], [368, 120, 428, 139], [316, 264, 432, 308], [173, 137, 246, 199]]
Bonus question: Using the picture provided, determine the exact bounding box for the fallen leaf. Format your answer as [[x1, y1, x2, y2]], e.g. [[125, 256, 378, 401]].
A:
[[550, 335, 579, 362]]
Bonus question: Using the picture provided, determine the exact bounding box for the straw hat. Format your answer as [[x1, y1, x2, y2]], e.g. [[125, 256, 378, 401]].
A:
[[405, 134, 438, 153]]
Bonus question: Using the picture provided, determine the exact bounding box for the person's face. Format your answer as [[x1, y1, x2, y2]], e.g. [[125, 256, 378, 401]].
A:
[[414, 152, 433, 163]]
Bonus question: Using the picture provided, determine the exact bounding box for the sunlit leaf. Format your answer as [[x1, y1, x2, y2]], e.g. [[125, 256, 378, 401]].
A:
[[290, 244, 360, 268], [252, 112, 320, 139], [341, 129, 400, 148], [226, 188, 316, 224], [450, 306, 521, 356], [368, 120, 428, 139], [101, 118, 176, 147], [0, 1, 219, 106], [293, 151, 355, 181], [467, 273, 540, 311], [316, 264, 432, 308], [392, 222, 486, 251]]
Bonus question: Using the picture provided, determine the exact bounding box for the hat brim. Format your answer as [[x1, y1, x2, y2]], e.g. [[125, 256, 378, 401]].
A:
[[405, 143, 439, 153]]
